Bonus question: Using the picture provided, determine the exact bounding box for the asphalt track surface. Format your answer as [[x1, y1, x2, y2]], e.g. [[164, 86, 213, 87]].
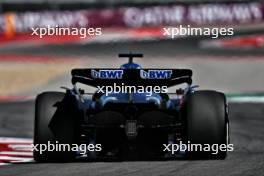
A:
[[0, 38, 264, 175], [1, 37, 264, 57], [0, 101, 264, 176]]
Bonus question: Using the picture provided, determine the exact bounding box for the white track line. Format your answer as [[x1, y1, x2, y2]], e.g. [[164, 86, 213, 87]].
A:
[[0, 151, 33, 157], [0, 163, 11, 166], [7, 144, 33, 151], [228, 96, 264, 103], [0, 156, 33, 162], [0, 137, 32, 144]]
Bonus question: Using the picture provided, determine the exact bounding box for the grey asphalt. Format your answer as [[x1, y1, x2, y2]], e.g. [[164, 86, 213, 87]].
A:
[[0, 101, 264, 176], [1, 37, 264, 57]]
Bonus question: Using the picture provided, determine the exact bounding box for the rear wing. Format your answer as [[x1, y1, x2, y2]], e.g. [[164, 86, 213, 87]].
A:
[[71, 69, 192, 87]]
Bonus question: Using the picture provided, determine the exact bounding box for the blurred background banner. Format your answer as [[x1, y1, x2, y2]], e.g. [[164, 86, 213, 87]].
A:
[[0, 1, 264, 39]]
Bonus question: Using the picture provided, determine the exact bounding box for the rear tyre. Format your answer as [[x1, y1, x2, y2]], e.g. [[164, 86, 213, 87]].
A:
[[184, 90, 229, 159], [34, 92, 77, 162]]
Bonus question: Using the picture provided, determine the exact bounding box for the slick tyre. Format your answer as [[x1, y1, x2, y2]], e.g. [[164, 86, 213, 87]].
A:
[[34, 92, 76, 162], [184, 90, 229, 159]]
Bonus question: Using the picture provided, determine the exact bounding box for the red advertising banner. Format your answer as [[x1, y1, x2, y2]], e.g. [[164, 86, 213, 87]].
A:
[[0, 2, 264, 35]]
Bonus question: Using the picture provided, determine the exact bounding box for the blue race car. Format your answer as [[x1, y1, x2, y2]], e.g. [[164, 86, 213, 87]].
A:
[[33, 53, 229, 162]]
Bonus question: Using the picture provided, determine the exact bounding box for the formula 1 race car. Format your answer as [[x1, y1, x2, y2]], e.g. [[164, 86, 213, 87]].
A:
[[33, 53, 229, 162]]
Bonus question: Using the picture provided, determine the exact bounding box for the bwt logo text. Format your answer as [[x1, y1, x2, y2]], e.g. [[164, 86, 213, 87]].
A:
[[91, 70, 124, 79], [140, 70, 172, 79]]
